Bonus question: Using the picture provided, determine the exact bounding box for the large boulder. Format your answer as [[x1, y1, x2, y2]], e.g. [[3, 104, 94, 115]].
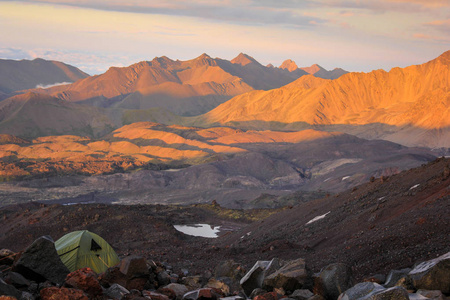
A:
[[4, 271, 31, 288], [120, 256, 149, 278], [416, 289, 446, 300], [40, 286, 89, 300], [205, 278, 230, 296], [408, 252, 450, 293], [163, 283, 189, 300], [13, 236, 70, 285], [0, 278, 22, 299], [105, 283, 130, 300], [314, 263, 353, 300], [240, 258, 283, 296], [290, 289, 314, 300], [337, 282, 385, 300], [263, 258, 310, 293], [368, 286, 409, 300], [64, 267, 103, 298], [384, 268, 411, 288], [214, 260, 246, 282], [182, 288, 223, 300]]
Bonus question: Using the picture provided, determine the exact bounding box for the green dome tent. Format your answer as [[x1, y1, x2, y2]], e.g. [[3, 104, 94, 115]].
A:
[[55, 230, 120, 274]]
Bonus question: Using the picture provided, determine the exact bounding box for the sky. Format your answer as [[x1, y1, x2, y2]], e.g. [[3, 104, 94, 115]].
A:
[[0, 0, 449, 75]]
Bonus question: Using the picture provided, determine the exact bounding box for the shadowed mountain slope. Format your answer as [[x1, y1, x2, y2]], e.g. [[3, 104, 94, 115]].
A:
[[0, 58, 89, 94], [0, 92, 116, 138], [198, 51, 450, 148], [0, 158, 447, 282], [217, 157, 450, 279]]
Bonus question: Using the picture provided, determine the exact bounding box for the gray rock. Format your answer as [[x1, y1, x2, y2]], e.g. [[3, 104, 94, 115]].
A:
[[164, 283, 189, 300], [409, 252, 450, 293], [5, 271, 31, 288], [263, 258, 309, 293], [240, 258, 283, 296], [368, 286, 409, 300], [219, 297, 245, 300], [120, 255, 149, 278], [215, 260, 246, 282], [314, 263, 353, 300], [249, 288, 267, 299], [384, 268, 411, 288], [416, 289, 446, 300], [158, 271, 172, 286], [206, 278, 231, 296], [0, 278, 22, 299], [105, 283, 130, 300], [182, 276, 202, 289], [21, 291, 35, 300], [291, 289, 314, 300], [13, 236, 70, 284], [338, 282, 385, 300]]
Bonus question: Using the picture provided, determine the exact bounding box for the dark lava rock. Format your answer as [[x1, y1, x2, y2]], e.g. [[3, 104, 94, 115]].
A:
[[290, 289, 314, 300], [0, 278, 22, 299], [241, 259, 283, 296], [13, 236, 70, 284], [105, 283, 130, 300], [4, 271, 30, 288], [182, 288, 223, 300], [214, 260, 246, 282], [313, 263, 353, 300]]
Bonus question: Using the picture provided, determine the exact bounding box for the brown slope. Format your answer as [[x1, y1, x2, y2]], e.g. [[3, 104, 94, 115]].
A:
[[199, 51, 450, 147], [0, 92, 117, 138], [216, 157, 450, 280], [0, 58, 89, 94]]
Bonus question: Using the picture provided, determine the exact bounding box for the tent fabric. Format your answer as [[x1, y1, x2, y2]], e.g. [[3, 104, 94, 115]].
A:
[[55, 230, 120, 274]]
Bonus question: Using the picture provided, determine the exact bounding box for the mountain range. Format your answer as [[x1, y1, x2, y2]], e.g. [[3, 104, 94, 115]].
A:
[[2, 54, 348, 117], [0, 58, 88, 97], [198, 51, 450, 148]]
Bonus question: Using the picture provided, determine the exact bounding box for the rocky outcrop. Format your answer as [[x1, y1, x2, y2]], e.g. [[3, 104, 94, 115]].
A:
[[13, 236, 70, 284], [313, 263, 353, 300], [263, 258, 310, 292], [408, 252, 450, 293], [0, 236, 448, 300]]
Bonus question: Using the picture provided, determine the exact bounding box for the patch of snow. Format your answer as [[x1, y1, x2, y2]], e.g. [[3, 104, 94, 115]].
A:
[[306, 211, 331, 225], [409, 184, 420, 190], [323, 178, 331, 182], [35, 82, 72, 89], [378, 196, 385, 201], [174, 224, 220, 238], [342, 176, 350, 181]]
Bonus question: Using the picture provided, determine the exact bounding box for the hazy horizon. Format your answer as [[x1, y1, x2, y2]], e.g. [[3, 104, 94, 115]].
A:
[[1, 0, 449, 75]]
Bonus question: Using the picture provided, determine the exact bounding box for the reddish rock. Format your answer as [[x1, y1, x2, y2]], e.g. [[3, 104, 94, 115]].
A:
[[0, 297, 18, 300], [143, 290, 171, 300], [158, 287, 177, 300], [40, 286, 89, 300], [127, 277, 149, 291], [254, 291, 281, 300], [120, 256, 149, 278], [182, 288, 223, 300], [99, 266, 127, 288], [65, 267, 103, 298]]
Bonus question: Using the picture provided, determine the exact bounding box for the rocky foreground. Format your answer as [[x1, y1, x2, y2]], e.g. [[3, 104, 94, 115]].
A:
[[0, 235, 449, 300]]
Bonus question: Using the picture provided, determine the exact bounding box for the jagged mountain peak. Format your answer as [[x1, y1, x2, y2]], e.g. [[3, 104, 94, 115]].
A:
[[301, 64, 326, 74], [231, 53, 259, 66], [280, 59, 299, 72]]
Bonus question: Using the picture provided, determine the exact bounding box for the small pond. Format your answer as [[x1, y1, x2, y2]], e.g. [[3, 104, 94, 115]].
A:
[[173, 224, 221, 238]]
